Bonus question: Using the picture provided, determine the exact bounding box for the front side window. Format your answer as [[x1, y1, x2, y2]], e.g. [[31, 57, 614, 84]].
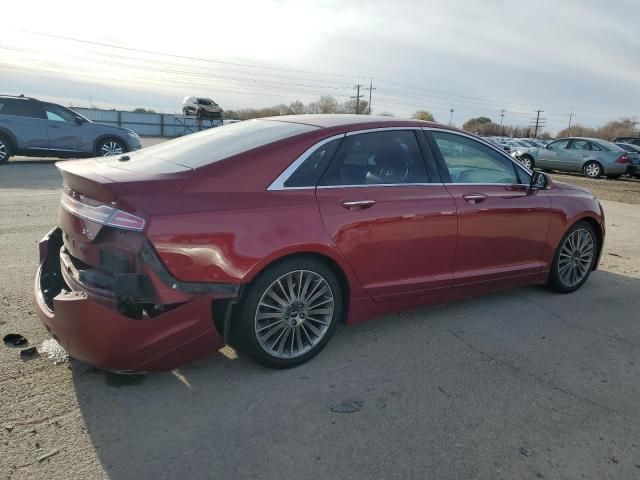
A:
[[432, 131, 519, 184], [44, 104, 76, 122], [283, 137, 342, 188], [547, 139, 570, 151], [320, 130, 428, 186]]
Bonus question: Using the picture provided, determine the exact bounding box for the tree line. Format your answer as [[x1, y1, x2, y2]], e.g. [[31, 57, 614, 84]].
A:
[[213, 96, 639, 140]]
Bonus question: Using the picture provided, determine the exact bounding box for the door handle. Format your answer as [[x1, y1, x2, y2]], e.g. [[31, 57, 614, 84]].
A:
[[341, 199, 376, 210], [462, 193, 488, 204]]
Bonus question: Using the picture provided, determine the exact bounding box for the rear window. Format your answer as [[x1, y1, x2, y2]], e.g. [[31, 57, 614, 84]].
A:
[[135, 119, 318, 169]]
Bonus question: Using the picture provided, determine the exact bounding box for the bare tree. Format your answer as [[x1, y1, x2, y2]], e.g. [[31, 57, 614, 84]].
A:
[[317, 96, 339, 114], [289, 100, 305, 115], [412, 110, 435, 122]]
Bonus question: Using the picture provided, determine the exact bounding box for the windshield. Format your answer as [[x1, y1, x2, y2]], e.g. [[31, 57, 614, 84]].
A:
[[197, 99, 214, 105], [131, 119, 318, 169]]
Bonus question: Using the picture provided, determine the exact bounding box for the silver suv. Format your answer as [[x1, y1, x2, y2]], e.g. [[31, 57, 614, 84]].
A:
[[0, 95, 141, 164]]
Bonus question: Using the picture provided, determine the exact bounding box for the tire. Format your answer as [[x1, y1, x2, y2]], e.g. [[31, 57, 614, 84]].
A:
[[0, 135, 12, 164], [519, 155, 534, 169], [547, 221, 598, 293], [583, 161, 602, 179], [634, 174, 640, 180], [97, 138, 126, 157], [235, 257, 343, 369]]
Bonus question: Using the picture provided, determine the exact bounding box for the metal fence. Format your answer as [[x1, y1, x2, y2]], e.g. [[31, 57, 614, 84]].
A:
[[72, 107, 224, 137]]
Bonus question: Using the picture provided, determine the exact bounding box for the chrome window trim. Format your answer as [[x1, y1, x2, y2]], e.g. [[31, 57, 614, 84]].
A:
[[423, 127, 534, 177], [345, 126, 423, 136], [317, 182, 436, 189], [267, 133, 345, 191]]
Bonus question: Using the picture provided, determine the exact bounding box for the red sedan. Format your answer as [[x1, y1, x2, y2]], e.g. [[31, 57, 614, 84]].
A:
[[34, 115, 605, 371]]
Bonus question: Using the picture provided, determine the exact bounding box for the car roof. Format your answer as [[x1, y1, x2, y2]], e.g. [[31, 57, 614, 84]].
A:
[[258, 113, 452, 131]]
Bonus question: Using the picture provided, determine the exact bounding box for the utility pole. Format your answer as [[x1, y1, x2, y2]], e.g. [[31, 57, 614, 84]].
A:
[[352, 84, 364, 114], [449, 108, 455, 126], [366, 78, 376, 115], [567, 108, 575, 136], [530, 109, 545, 138]]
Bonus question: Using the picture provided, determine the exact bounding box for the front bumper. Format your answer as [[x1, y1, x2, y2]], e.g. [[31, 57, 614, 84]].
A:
[[34, 228, 226, 372]]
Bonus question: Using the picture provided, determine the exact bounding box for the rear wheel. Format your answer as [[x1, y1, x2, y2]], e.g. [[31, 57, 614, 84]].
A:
[[547, 221, 598, 293], [236, 257, 342, 369], [583, 161, 602, 179], [97, 138, 125, 157], [0, 136, 12, 164]]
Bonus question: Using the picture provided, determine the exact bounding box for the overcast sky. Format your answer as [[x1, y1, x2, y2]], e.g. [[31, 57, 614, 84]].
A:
[[1, 0, 638, 133]]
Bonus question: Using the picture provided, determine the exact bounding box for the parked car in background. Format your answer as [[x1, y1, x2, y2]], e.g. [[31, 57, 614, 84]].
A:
[[531, 137, 631, 178], [182, 97, 224, 119], [0, 95, 141, 163], [613, 136, 640, 147], [615, 142, 640, 178], [35, 115, 604, 372]]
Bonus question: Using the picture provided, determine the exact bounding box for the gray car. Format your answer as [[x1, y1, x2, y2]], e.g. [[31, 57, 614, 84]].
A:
[[0, 95, 141, 164], [531, 137, 631, 179]]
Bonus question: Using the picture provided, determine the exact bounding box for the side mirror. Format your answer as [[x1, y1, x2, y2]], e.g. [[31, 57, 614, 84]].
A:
[[530, 171, 548, 190]]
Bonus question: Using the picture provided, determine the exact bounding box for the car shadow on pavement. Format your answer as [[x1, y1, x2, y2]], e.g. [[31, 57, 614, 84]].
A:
[[72, 270, 640, 480]]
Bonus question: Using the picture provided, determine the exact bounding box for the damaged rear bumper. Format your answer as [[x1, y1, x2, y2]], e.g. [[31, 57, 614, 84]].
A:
[[34, 227, 236, 372]]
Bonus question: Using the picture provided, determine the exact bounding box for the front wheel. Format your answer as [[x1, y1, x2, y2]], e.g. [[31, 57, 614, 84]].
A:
[[547, 221, 598, 293], [519, 155, 534, 169], [235, 258, 343, 368], [583, 161, 602, 179], [98, 138, 126, 157]]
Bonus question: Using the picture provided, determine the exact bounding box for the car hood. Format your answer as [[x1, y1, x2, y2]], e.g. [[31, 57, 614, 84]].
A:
[[552, 179, 594, 196]]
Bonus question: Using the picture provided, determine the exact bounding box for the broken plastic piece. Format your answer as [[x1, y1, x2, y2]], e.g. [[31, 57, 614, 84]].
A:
[[20, 346, 39, 358], [3, 333, 27, 347]]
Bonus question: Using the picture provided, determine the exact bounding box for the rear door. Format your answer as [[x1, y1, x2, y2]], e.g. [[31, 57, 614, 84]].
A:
[[565, 139, 593, 172], [316, 129, 457, 301], [426, 130, 550, 287], [0, 99, 48, 151]]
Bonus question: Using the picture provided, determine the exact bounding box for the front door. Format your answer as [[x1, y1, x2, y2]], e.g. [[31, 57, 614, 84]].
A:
[[42, 103, 84, 153], [427, 130, 551, 286], [537, 138, 571, 170], [316, 129, 457, 301]]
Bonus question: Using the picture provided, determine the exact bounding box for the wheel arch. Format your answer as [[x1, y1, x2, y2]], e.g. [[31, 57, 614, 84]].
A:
[[0, 127, 18, 151], [93, 134, 130, 155], [243, 248, 355, 324]]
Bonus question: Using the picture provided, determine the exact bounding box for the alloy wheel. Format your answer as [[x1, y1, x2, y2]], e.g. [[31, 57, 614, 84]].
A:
[[584, 162, 601, 178], [557, 228, 594, 288], [101, 140, 124, 156], [0, 140, 7, 162], [520, 157, 532, 169], [254, 270, 334, 359]]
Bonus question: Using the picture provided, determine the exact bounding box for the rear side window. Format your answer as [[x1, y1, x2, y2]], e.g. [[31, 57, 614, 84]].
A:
[[283, 137, 342, 188], [1, 100, 43, 118], [136, 119, 318, 169], [320, 130, 428, 186]]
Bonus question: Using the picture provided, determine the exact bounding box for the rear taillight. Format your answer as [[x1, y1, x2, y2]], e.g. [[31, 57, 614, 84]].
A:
[[615, 154, 630, 164], [60, 190, 146, 231]]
